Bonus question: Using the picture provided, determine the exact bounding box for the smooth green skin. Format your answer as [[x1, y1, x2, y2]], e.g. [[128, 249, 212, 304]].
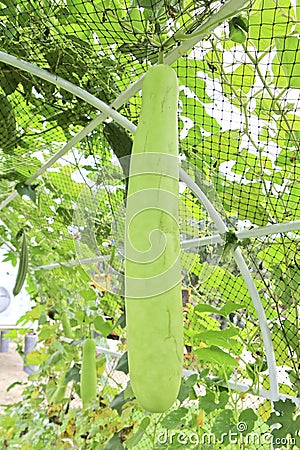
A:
[[125, 64, 183, 413], [80, 338, 97, 408], [13, 233, 28, 296], [50, 379, 67, 404], [61, 311, 74, 339]]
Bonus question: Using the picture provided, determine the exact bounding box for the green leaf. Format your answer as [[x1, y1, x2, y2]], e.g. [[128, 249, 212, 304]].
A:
[[0, 94, 16, 152], [267, 399, 300, 443], [115, 352, 129, 374], [249, 0, 294, 51], [25, 349, 48, 365], [229, 17, 247, 43], [137, 0, 164, 9], [125, 417, 150, 448], [194, 303, 220, 314], [272, 54, 289, 88], [272, 324, 295, 367], [177, 374, 198, 403], [212, 409, 235, 442], [47, 166, 83, 198], [79, 287, 97, 302], [161, 408, 189, 428], [258, 243, 286, 269], [179, 97, 219, 135], [94, 316, 114, 338], [197, 131, 241, 164], [202, 266, 250, 306], [199, 390, 228, 413], [104, 433, 124, 450], [194, 300, 244, 317], [297, 0, 300, 20], [283, 316, 300, 358], [230, 64, 255, 95], [195, 327, 239, 350], [177, 59, 211, 104], [219, 181, 269, 226], [65, 364, 80, 383], [115, 312, 126, 329], [220, 301, 244, 317], [0, 63, 21, 94], [194, 346, 238, 367], [238, 408, 258, 434], [110, 390, 133, 416], [124, 381, 135, 399], [276, 36, 300, 89], [38, 325, 54, 340], [45, 351, 63, 366], [15, 182, 37, 203], [288, 370, 300, 396]]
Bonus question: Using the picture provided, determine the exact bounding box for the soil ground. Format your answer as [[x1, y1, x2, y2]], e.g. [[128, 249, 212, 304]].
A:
[[0, 342, 28, 412]]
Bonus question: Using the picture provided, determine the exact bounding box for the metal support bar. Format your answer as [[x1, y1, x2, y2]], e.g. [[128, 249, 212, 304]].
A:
[[180, 219, 300, 249], [179, 168, 280, 402], [0, 51, 136, 134], [61, 337, 297, 406], [0, 113, 117, 210], [33, 255, 110, 271], [33, 220, 300, 270], [0, 3, 241, 211], [0, 9, 279, 401]]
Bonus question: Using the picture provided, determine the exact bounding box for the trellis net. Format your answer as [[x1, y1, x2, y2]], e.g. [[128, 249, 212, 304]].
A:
[[0, 0, 299, 448]]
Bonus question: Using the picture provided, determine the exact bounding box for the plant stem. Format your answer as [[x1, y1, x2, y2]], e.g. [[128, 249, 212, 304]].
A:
[[158, 49, 164, 64]]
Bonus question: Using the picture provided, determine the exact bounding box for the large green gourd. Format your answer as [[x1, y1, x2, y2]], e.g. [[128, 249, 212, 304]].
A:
[[125, 64, 183, 413]]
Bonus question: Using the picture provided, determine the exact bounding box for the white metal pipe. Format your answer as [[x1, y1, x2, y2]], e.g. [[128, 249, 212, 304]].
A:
[[61, 337, 296, 406], [0, 27, 209, 212], [0, 114, 113, 211], [33, 255, 110, 271], [0, 191, 17, 211], [34, 220, 300, 270], [0, 51, 136, 134], [178, 169, 279, 401], [234, 248, 279, 400], [238, 220, 300, 239], [0, 16, 279, 399], [0, 1, 251, 212], [180, 220, 300, 249]]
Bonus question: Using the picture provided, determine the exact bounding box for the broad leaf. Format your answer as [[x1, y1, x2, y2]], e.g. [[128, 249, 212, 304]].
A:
[[194, 346, 238, 367]]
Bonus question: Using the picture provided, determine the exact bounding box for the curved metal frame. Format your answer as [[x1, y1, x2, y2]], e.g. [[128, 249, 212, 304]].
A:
[[33, 219, 300, 269], [0, 34, 285, 400], [179, 169, 279, 401]]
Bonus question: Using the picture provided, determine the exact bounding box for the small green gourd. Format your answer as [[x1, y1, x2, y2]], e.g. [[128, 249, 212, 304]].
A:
[[80, 338, 97, 408]]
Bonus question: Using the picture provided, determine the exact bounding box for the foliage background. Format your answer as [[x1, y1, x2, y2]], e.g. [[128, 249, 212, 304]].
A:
[[0, 0, 299, 448]]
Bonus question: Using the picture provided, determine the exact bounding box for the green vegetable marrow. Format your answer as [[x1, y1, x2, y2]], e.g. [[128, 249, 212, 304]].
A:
[[125, 64, 183, 413], [13, 232, 29, 296], [80, 338, 97, 408], [61, 310, 74, 339], [50, 376, 68, 404]]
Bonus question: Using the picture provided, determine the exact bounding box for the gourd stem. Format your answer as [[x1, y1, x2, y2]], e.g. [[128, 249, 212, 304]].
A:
[[158, 49, 164, 64]]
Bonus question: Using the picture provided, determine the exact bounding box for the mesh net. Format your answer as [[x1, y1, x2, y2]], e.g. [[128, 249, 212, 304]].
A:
[[0, 0, 300, 448]]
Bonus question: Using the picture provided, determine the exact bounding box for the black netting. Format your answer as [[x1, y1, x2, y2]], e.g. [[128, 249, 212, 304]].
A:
[[0, 0, 299, 449]]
